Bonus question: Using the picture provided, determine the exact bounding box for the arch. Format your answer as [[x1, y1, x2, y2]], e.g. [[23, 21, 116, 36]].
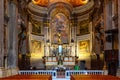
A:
[[48, 2, 72, 18]]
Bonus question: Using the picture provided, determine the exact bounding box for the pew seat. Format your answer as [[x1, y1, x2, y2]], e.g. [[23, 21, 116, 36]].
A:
[[71, 75, 120, 80], [0, 75, 52, 80]]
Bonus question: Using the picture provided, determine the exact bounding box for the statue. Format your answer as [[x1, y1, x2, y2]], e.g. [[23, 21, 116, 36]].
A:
[[18, 21, 27, 54]]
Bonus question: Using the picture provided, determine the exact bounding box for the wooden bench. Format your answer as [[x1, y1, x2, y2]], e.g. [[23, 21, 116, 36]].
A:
[[0, 75, 52, 80], [71, 75, 120, 80]]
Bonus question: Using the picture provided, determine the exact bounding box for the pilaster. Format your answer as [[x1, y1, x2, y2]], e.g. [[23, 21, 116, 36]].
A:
[[118, 0, 120, 68], [7, 1, 18, 69], [0, 0, 4, 67], [116, 0, 120, 78]]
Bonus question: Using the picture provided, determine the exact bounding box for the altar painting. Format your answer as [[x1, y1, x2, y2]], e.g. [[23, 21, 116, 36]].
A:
[[78, 19, 89, 35], [51, 13, 69, 44], [31, 20, 42, 36], [31, 40, 43, 58], [79, 40, 90, 54]]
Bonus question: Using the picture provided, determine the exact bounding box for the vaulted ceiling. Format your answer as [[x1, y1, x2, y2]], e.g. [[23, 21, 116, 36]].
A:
[[32, 0, 89, 7]]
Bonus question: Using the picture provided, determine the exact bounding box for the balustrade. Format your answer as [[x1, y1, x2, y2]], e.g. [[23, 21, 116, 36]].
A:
[[65, 70, 108, 78], [19, 70, 57, 78], [18, 70, 108, 79]]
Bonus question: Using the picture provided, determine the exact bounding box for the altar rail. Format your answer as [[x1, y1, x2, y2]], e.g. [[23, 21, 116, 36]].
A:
[[18, 70, 108, 79], [65, 70, 108, 78], [18, 70, 57, 78]]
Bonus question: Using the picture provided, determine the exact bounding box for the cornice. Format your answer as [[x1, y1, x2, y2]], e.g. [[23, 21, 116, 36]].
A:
[[77, 13, 89, 21], [27, 0, 94, 21], [28, 10, 45, 21], [28, 2, 48, 15], [73, 0, 94, 14]]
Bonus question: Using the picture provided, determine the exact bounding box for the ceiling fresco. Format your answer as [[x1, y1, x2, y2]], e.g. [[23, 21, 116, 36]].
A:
[[32, 0, 89, 7]]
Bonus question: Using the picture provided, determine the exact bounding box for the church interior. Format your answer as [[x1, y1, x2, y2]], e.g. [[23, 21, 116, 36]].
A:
[[0, 0, 120, 79]]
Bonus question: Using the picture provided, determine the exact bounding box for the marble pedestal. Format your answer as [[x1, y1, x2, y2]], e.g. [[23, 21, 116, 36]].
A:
[[0, 67, 5, 78], [0, 67, 19, 78]]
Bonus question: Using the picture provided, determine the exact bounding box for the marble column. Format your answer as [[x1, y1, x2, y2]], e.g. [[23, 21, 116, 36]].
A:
[[7, 2, 18, 68], [116, 1, 120, 78], [0, 0, 4, 67], [0, 0, 5, 78], [44, 27, 49, 56], [104, 0, 112, 50], [118, 0, 120, 68], [71, 27, 75, 56]]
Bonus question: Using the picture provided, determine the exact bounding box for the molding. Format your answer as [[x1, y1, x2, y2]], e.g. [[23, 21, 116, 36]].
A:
[[28, 2, 47, 15], [28, 1, 94, 19], [73, 0, 94, 14], [30, 34, 44, 41], [48, 2, 73, 16], [77, 13, 89, 21], [28, 10, 45, 21], [77, 34, 91, 41]]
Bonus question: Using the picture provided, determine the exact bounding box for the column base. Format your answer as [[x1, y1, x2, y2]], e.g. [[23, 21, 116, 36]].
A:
[[6, 67, 19, 77], [0, 67, 19, 78], [117, 67, 120, 78], [0, 67, 5, 78]]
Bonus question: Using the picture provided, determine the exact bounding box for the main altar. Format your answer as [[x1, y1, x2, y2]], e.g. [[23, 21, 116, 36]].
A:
[[43, 44, 77, 69], [42, 12, 77, 69], [28, 0, 92, 70]]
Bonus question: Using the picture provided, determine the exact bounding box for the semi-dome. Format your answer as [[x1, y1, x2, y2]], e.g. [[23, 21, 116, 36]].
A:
[[32, 0, 89, 7]]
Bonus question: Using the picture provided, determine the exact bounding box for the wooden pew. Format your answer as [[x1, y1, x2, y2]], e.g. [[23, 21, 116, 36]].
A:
[[0, 75, 52, 80], [71, 75, 120, 80]]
